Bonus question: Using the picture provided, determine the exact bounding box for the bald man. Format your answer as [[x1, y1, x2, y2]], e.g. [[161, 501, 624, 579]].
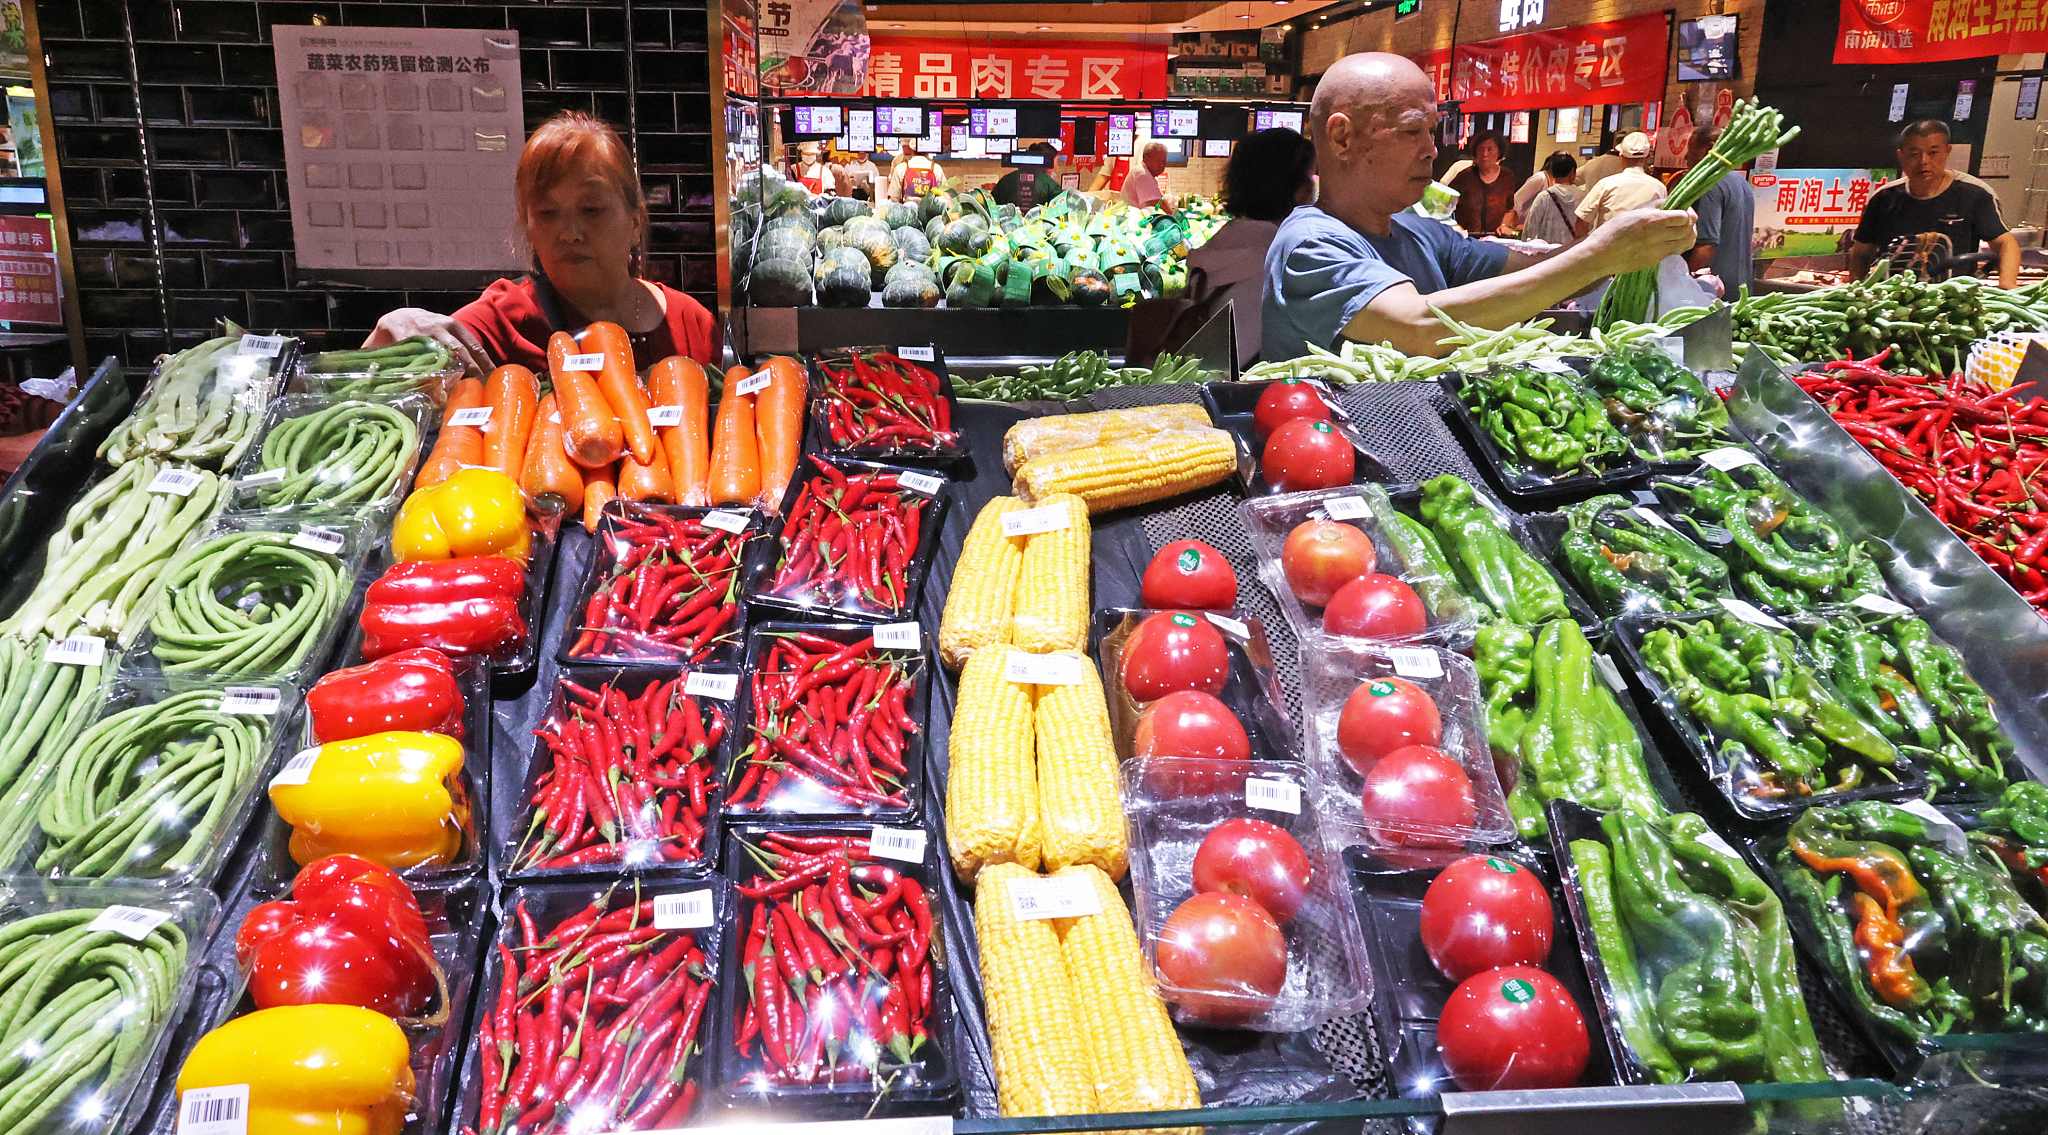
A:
[[1262, 53, 1699, 361]]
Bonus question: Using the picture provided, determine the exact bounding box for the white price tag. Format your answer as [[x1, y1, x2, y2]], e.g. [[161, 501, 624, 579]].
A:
[[290, 527, 346, 555], [684, 672, 740, 701], [869, 825, 928, 862], [1593, 653, 1628, 693], [1388, 647, 1443, 679], [271, 746, 321, 787], [177, 1084, 249, 1135], [1693, 829, 1740, 859], [1699, 447, 1762, 472], [238, 334, 286, 357], [733, 370, 773, 397], [1007, 873, 1102, 920], [1851, 593, 1914, 617], [1004, 649, 1086, 685], [1630, 506, 1678, 533], [149, 467, 205, 496], [218, 686, 280, 716], [1002, 504, 1072, 537], [1322, 495, 1372, 521], [897, 345, 936, 362], [1205, 612, 1249, 640], [1717, 597, 1790, 631], [90, 904, 174, 941], [446, 406, 494, 427], [1899, 798, 1969, 854], [563, 352, 605, 372], [874, 622, 922, 650], [1246, 777, 1303, 814], [646, 405, 685, 427], [240, 468, 287, 487], [1654, 336, 1687, 365], [44, 636, 106, 667], [701, 510, 751, 533], [652, 889, 715, 929], [898, 471, 946, 496]]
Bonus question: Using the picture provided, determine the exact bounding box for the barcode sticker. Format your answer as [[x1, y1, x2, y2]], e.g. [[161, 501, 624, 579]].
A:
[[290, 527, 346, 555], [1246, 777, 1303, 814], [1002, 504, 1072, 537], [43, 636, 106, 667], [218, 687, 280, 716], [1693, 829, 1740, 858], [446, 406, 493, 427], [1322, 495, 1372, 520], [563, 352, 605, 372], [898, 471, 946, 496], [1655, 336, 1687, 365], [1718, 597, 1790, 631], [1388, 647, 1443, 679], [685, 672, 740, 701], [869, 825, 928, 862], [1004, 650, 1085, 685], [1630, 506, 1678, 532], [733, 370, 773, 397], [647, 405, 685, 427], [1205, 612, 1249, 640], [240, 468, 287, 487], [1899, 798, 1968, 854], [653, 890, 715, 929], [874, 622, 921, 650], [1852, 593, 1914, 616], [1699, 447, 1762, 472], [1008, 873, 1101, 920], [177, 1084, 248, 1135], [91, 904, 173, 941], [271, 746, 321, 788], [238, 334, 286, 357], [701, 510, 751, 533], [1531, 357, 1575, 374], [897, 345, 936, 362], [1593, 653, 1628, 692], [149, 467, 205, 496]]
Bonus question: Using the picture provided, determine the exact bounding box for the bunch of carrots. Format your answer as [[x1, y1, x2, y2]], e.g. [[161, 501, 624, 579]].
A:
[[412, 322, 807, 531]]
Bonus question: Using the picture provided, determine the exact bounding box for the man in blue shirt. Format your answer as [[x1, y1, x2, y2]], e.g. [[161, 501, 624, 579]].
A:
[[1262, 53, 1699, 362], [1684, 123, 1755, 294]]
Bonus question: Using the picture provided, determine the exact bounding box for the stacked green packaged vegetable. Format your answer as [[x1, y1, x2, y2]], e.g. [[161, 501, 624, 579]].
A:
[[1580, 347, 1736, 463], [1649, 455, 1889, 611], [295, 334, 462, 403], [923, 188, 1196, 310], [226, 394, 428, 518], [1552, 495, 1734, 617], [100, 328, 290, 471]]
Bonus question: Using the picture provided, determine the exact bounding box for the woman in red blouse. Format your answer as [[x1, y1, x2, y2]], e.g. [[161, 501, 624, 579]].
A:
[[363, 112, 719, 374]]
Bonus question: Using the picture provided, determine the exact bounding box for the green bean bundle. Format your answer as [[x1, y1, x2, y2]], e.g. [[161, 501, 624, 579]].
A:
[[300, 335, 460, 400], [0, 637, 111, 844], [0, 905, 187, 1131], [100, 334, 278, 470], [33, 689, 270, 881], [954, 351, 1204, 401], [245, 399, 420, 511], [144, 531, 350, 676], [1733, 272, 2048, 376]]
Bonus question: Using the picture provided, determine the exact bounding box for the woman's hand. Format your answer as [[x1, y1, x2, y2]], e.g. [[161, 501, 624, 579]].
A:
[[363, 308, 492, 376]]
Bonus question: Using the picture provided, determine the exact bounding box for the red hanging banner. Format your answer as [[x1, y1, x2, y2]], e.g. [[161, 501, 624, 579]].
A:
[[1408, 13, 1669, 114], [1835, 0, 2048, 65], [859, 36, 1168, 101]]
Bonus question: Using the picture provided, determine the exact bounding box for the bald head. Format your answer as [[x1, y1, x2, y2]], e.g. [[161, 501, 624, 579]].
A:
[[1310, 53, 1434, 147], [1306, 51, 1441, 226]]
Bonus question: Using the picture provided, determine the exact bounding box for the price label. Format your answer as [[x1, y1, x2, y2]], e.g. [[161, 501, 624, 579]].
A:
[[1007, 873, 1101, 920], [1654, 336, 1687, 365], [1001, 504, 1071, 537], [1388, 647, 1443, 679], [446, 406, 494, 427], [646, 405, 685, 427], [701, 510, 751, 533], [238, 334, 286, 357], [1593, 653, 1628, 692], [271, 746, 321, 787], [1692, 829, 1740, 858], [240, 468, 287, 487], [1899, 798, 1968, 854], [1004, 650, 1085, 685], [1322, 495, 1372, 521], [874, 622, 922, 650], [733, 370, 773, 397], [684, 672, 740, 701], [1699, 447, 1762, 472], [177, 1084, 248, 1135], [1246, 777, 1303, 814], [563, 352, 605, 372], [898, 471, 946, 496], [1630, 506, 1678, 533], [1851, 593, 1914, 617], [90, 904, 174, 941], [290, 527, 347, 555], [149, 467, 206, 496], [1205, 612, 1249, 640], [43, 636, 106, 667], [1717, 597, 1789, 631], [218, 687, 280, 716], [897, 345, 936, 362], [869, 825, 928, 862], [652, 890, 715, 929]]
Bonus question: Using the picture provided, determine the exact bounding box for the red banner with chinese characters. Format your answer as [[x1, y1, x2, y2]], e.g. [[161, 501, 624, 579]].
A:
[[1408, 13, 1668, 114], [860, 37, 1168, 101], [0, 216, 58, 325], [1835, 0, 2048, 65]]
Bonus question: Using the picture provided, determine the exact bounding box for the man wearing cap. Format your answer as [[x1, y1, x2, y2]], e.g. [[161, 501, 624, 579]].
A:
[[1574, 132, 1666, 237], [1261, 53, 1695, 362], [1576, 142, 1626, 195]]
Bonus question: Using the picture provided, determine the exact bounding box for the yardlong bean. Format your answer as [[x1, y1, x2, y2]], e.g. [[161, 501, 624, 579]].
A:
[[244, 398, 419, 511], [143, 530, 350, 676]]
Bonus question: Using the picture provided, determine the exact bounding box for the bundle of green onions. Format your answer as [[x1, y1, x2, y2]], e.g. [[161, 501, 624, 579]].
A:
[[1594, 100, 1799, 330]]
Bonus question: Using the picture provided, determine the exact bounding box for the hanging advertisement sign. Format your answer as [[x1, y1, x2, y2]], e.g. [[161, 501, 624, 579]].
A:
[[861, 37, 1168, 100], [1836, 0, 2048, 65], [1750, 168, 1893, 260], [724, 0, 760, 97], [1409, 12, 1668, 114], [761, 0, 868, 95]]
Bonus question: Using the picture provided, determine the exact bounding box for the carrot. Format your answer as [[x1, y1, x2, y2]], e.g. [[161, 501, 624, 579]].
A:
[[481, 364, 538, 478], [522, 393, 584, 514], [584, 321, 658, 464], [618, 448, 676, 503], [754, 355, 807, 507], [649, 355, 711, 506], [707, 364, 761, 506], [581, 461, 618, 532], [416, 377, 488, 487], [548, 331, 624, 468]]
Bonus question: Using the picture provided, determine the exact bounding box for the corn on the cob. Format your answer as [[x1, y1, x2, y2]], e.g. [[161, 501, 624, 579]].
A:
[[1054, 864, 1202, 1131], [1003, 404, 1214, 475], [1009, 492, 1090, 654], [977, 863, 1100, 1118], [939, 496, 1028, 671], [945, 648, 1042, 882], [1014, 426, 1238, 514], [1032, 654, 1127, 879]]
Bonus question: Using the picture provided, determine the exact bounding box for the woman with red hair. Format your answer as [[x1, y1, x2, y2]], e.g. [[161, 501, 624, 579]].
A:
[[364, 112, 718, 373]]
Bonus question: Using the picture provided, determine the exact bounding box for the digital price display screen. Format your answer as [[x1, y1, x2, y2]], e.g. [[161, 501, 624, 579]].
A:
[[1107, 112, 1136, 156], [971, 107, 1018, 137], [877, 105, 925, 136], [845, 109, 875, 153], [1151, 107, 1199, 138], [1202, 138, 1232, 157], [1255, 109, 1304, 133], [791, 104, 842, 136]]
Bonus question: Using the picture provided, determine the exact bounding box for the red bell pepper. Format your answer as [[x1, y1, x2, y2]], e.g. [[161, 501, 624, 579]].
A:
[[360, 556, 527, 660], [234, 854, 443, 1018], [307, 647, 466, 743]]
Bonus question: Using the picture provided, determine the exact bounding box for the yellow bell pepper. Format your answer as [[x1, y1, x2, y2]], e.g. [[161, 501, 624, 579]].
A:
[[176, 1004, 414, 1135], [271, 730, 468, 870], [392, 466, 531, 563]]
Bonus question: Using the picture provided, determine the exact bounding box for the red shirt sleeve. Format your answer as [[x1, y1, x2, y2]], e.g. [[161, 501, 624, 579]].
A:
[[657, 285, 721, 369], [452, 278, 552, 373]]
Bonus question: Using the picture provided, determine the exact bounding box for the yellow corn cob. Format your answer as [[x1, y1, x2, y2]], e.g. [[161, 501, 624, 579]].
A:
[[1009, 493, 1090, 654], [944, 648, 1042, 882], [1002, 404, 1214, 475], [976, 863, 1100, 1118], [1032, 654, 1127, 879], [1013, 426, 1238, 514], [1053, 864, 1202, 1132], [939, 496, 1028, 671]]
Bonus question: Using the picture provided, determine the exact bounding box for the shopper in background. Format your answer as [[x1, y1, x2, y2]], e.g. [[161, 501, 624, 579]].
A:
[[1683, 123, 1756, 294], [832, 149, 880, 200], [1262, 53, 1694, 361], [1449, 133, 1518, 236], [993, 142, 1063, 208], [1124, 142, 1170, 209], [1849, 120, 2017, 287], [887, 139, 947, 202], [1574, 132, 1665, 236], [1514, 151, 1583, 247], [1186, 127, 1316, 366], [791, 143, 828, 194], [362, 112, 718, 374], [1576, 139, 1626, 195]]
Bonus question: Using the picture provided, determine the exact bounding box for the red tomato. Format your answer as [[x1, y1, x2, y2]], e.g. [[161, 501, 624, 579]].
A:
[[1437, 967, 1589, 1091], [1192, 818, 1314, 924], [1252, 379, 1332, 439], [1263, 419, 1356, 493], [1121, 612, 1231, 703], [1336, 677, 1443, 776], [1360, 744, 1475, 848], [1419, 855, 1555, 982], [1323, 574, 1427, 639], [1133, 691, 1254, 798], [1155, 892, 1289, 1026], [1142, 540, 1239, 610], [1281, 520, 1376, 608]]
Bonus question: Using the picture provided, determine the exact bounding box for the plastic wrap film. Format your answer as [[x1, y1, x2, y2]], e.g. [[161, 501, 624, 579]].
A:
[[101, 331, 290, 470], [1579, 347, 1738, 465], [944, 648, 1042, 882], [1012, 426, 1240, 515], [1009, 493, 1092, 654], [1031, 652, 1129, 879], [975, 862, 1098, 1118], [1002, 404, 1214, 476], [558, 501, 756, 668], [1094, 608, 1298, 769], [293, 335, 462, 405], [938, 496, 1027, 671], [225, 393, 428, 518]]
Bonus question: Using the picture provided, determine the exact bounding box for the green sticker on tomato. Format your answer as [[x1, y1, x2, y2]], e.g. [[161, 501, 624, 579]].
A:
[[1484, 857, 1518, 875], [1178, 548, 1202, 572], [1368, 680, 1397, 697], [1171, 612, 1197, 627], [1312, 421, 1333, 434], [1500, 978, 1536, 1004]]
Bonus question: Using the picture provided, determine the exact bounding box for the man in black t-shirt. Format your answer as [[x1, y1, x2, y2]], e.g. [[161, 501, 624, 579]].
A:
[[1849, 120, 2017, 286]]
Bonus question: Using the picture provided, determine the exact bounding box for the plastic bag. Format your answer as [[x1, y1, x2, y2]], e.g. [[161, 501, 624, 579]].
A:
[[293, 334, 463, 405], [102, 330, 290, 470], [226, 393, 429, 518]]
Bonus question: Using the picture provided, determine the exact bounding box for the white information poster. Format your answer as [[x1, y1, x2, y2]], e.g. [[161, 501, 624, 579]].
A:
[[273, 26, 525, 273]]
